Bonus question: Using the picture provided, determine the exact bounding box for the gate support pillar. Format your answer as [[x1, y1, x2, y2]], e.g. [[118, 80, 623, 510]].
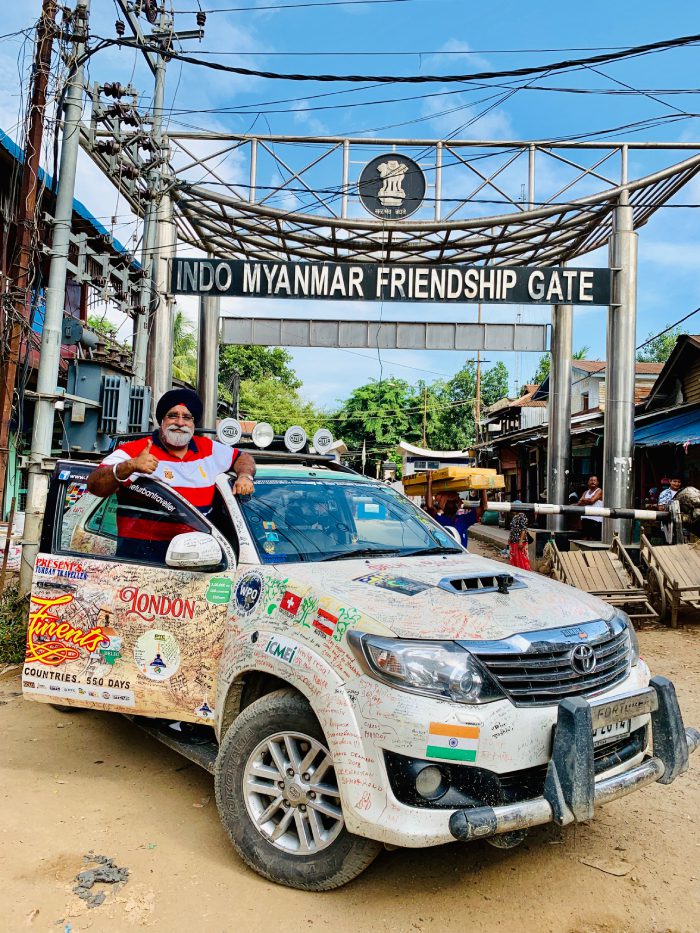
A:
[[603, 199, 638, 543], [546, 302, 573, 532], [197, 291, 220, 431]]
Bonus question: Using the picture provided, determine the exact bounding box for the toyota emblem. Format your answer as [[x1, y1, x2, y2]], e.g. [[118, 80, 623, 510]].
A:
[[570, 643, 597, 675]]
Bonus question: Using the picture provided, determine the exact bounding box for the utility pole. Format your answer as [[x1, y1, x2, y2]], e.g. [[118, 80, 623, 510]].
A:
[[20, 0, 90, 594], [133, 12, 170, 388], [422, 385, 427, 447], [147, 165, 175, 402], [0, 0, 57, 511]]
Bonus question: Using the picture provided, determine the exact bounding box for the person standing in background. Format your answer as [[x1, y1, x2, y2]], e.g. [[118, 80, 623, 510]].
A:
[[578, 475, 603, 541], [508, 511, 531, 570]]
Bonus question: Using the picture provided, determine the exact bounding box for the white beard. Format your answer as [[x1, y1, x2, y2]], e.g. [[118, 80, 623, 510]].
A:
[[162, 425, 194, 447]]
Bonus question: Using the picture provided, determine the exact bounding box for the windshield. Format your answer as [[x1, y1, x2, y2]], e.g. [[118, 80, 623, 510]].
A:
[[238, 477, 460, 563]]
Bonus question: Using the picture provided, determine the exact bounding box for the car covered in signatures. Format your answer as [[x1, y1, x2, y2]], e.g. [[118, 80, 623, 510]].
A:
[[23, 444, 699, 890]]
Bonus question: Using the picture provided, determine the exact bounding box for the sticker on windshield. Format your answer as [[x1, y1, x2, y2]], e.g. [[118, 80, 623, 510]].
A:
[[354, 573, 432, 596], [234, 571, 263, 615], [134, 629, 180, 681]]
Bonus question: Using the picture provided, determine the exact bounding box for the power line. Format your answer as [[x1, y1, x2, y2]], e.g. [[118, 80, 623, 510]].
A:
[[175, 0, 423, 11], [89, 31, 700, 85]]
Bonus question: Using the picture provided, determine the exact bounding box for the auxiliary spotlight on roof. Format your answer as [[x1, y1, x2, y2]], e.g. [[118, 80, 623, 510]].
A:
[[252, 422, 275, 448]]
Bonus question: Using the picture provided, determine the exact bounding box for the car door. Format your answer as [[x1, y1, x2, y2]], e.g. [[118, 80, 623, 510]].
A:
[[23, 462, 237, 724]]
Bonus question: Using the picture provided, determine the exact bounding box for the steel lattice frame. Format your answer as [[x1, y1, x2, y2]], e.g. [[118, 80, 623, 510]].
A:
[[83, 130, 700, 265]]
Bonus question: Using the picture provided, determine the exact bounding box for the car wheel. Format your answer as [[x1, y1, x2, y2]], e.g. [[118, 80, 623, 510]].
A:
[[215, 688, 382, 891]]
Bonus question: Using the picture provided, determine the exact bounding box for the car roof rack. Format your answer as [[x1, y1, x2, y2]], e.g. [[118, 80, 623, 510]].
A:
[[105, 431, 358, 475]]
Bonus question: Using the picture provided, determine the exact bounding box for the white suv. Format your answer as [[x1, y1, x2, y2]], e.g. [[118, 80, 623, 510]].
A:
[[23, 449, 699, 890]]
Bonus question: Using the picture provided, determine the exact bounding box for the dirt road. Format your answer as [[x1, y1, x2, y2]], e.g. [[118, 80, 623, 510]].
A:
[[2, 603, 699, 932]]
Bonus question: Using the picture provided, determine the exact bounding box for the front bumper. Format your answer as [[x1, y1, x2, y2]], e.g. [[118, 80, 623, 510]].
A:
[[449, 675, 700, 842]]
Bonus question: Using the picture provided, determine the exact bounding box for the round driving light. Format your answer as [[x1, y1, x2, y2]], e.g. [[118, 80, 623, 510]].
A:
[[217, 418, 242, 446], [284, 425, 307, 452], [415, 765, 446, 800], [252, 422, 274, 448]]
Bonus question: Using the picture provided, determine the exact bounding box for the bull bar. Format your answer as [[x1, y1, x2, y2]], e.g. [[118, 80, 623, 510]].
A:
[[449, 676, 700, 842]]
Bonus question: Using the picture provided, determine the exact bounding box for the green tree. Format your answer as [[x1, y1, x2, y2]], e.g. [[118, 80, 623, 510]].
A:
[[636, 328, 685, 363], [219, 345, 301, 394], [86, 315, 129, 349], [172, 310, 197, 385], [334, 379, 418, 471], [429, 361, 509, 450], [238, 378, 324, 435]]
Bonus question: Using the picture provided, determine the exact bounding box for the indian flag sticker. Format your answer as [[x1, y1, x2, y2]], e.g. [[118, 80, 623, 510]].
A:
[[426, 722, 480, 763]]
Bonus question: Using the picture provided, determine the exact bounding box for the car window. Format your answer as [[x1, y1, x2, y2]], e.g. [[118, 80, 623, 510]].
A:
[[57, 475, 212, 566], [239, 477, 458, 563]]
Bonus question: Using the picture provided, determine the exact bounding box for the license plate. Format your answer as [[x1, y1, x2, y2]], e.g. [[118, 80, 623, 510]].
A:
[[593, 719, 631, 745]]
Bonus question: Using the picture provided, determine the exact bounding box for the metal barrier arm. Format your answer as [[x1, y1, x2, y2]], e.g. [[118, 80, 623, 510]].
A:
[[483, 502, 669, 522]]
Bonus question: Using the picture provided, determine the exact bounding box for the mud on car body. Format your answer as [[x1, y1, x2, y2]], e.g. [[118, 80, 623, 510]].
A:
[[23, 451, 699, 890]]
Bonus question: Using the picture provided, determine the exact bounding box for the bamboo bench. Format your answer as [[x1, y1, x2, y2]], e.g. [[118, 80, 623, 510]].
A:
[[551, 536, 657, 627], [640, 534, 700, 628]]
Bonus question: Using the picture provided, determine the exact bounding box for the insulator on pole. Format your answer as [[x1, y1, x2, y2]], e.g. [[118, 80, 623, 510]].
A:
[[120, 164, 140, 180], [196, 10, 206, 27], [115, 18, 125, 37], [102, 82, 128, 98], [95, 139, 119, 155]]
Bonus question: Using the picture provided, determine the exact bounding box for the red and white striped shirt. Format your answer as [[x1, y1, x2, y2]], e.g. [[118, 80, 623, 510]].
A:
[[101, 433, 239, 540]]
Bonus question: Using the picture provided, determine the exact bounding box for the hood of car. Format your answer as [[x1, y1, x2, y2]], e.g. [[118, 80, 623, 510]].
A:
[[274, 553, 614, 642]]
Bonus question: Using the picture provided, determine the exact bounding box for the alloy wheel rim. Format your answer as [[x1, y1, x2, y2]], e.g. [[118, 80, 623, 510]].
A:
[[243, 730, 344, 855]]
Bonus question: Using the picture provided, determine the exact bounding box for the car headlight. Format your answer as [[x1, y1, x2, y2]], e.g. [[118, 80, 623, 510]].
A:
[[347, 632, 505, 704], [624, 616, 640, 666]]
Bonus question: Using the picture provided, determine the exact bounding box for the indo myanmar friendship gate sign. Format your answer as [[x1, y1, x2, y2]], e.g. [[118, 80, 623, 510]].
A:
[[171, 258, 612, 305]]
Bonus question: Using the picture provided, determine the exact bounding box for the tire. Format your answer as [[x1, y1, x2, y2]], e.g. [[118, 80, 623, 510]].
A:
[[215, 688, 382, 891], [51, 704, 83, 713]]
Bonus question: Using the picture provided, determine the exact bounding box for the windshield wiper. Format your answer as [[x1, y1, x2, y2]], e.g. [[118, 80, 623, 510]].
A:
[[320, 547, 403, 562], [401, 546, 462, 556]]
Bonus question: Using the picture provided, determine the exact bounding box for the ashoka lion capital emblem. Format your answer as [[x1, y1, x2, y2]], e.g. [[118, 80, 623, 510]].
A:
[[376, 159, 409, 207], [358, 153, 426, 221]]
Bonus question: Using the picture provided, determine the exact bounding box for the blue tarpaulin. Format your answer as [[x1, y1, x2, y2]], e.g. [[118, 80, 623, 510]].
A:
[[634, 409, 700, 447]]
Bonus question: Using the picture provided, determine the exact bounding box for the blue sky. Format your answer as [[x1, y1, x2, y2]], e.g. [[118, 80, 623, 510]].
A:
[[2, 1, 700, 408]]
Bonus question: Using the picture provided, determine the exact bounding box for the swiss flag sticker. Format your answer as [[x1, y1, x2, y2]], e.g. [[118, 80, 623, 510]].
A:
[[279, 591, 302, 616]]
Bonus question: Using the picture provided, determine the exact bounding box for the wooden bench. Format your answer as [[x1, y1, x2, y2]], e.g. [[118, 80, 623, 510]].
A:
[[640, 534, 700, 628], [552, 536, 657, 626]]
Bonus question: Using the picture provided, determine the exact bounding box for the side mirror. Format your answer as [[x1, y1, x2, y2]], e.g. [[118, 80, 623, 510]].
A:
[[445, 526, 462, 546], [166, 532, 223, 570]]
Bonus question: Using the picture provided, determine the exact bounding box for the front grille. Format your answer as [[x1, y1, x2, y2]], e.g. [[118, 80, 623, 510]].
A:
[[473, 624, 631, 706]]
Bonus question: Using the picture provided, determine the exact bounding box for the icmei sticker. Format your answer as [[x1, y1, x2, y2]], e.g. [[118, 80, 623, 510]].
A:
[[134, 629, 180, 681], [234, 571, 263, 615], [264, 633, 299, 664]]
